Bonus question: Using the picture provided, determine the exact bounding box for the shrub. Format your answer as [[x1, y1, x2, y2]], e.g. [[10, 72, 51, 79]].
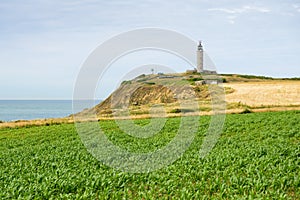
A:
[[170, 108, 195, 113], [144, 82, 155, 85], [238, 74, 273, 80], [136, 74, 146, 78], [121, 80, 131, 85], [240, 108, 253, 114], [170, 108, 181, 113], [187, 77, 203, 82]]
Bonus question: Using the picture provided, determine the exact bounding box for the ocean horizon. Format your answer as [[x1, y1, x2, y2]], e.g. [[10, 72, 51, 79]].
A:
[[0, 100, 101, 122]]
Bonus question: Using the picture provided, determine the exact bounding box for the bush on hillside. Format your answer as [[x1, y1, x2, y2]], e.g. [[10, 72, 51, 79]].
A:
[[240, 108, 253, 114]]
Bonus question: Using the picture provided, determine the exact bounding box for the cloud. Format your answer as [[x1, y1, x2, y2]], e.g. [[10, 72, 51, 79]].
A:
[[208, 5, 271, 14], [293, 4, 300, 12], [207, 5, 271, 24]]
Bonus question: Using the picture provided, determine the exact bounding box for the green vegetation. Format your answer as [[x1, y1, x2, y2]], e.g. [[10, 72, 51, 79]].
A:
[[1, 111, 299, 199], [169, 108, 195, 113], [136, 74, 146, 79], [282, 77, 300, 80], [237, 74, 274, 80], [239, 108, 253, 114], [220, 74, 300, 82], [170, 108, 181, 113], [144, 82, 156, 85], [187, 77, 204, 82], [194, 85, 210, 100], [226, 102, 249, 110], [220, 74, 273, 79], [121, 80, 132, 85], [224, 86, 235, 94]]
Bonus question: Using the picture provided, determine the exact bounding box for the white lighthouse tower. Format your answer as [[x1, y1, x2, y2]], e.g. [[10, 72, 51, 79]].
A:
[[197, 41, 204, 72]]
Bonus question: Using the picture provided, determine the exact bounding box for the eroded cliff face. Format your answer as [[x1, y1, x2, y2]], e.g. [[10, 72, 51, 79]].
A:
[[74, 73, 225, 119], [83, 83, 198, 115]]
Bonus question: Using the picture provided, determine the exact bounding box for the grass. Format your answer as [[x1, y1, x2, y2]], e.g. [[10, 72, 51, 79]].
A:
[[237, 74, 274, 80], [224, 81, 300, 107], [1, 111, 299, 199]]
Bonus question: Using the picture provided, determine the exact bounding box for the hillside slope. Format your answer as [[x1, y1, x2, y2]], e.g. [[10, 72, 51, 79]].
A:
[[76, 73, 300, 119]]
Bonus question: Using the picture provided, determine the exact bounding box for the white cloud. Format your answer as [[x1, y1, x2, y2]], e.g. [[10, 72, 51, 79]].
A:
[[208, 5, 271, 14], [292, 4, 300, 12], [208, 5, 270, 24]]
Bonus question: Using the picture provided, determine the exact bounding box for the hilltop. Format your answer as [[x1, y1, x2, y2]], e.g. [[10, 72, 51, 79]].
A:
[[75, 72, 300, 120]]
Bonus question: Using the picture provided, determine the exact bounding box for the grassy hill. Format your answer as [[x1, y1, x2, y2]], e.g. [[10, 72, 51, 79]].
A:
[[75, 72, 300, 120]]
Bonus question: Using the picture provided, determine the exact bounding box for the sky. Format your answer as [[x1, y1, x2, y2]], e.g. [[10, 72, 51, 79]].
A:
[[0, 0, 299, 99]]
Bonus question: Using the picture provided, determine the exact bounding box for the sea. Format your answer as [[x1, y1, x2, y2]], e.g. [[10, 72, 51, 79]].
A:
[[0, 100, 76, 122]]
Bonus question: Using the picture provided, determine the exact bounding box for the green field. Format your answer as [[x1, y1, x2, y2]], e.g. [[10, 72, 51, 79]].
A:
[[1, 111, 299, 199]]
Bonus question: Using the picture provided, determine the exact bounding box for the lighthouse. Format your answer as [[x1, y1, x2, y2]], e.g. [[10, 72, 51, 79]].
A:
[[197, 41, 204, 72]]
